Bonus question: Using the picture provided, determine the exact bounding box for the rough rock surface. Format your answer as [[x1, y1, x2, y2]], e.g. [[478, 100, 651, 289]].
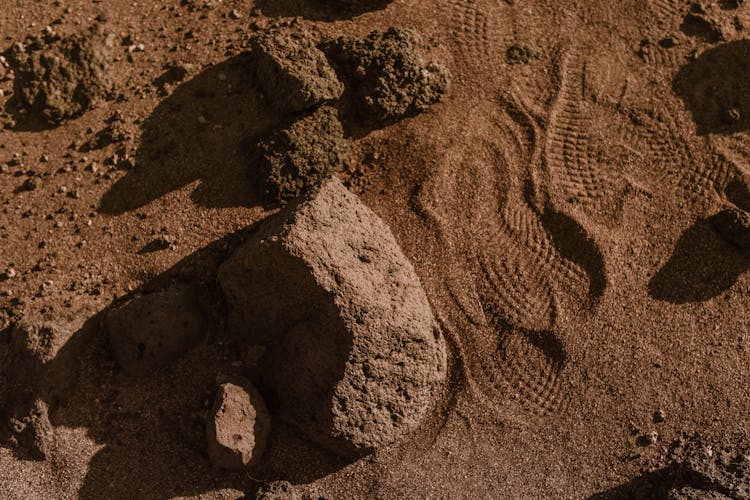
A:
[[251, 26, 343, 114], [325, 27, 449, 124], [6, 26, 114, 124], [218, 178, 447, 456], [106, 284, 206, 376], [207, 381, 270, 471], [259, 105, 351, 203], [712, 207, 750, 255]]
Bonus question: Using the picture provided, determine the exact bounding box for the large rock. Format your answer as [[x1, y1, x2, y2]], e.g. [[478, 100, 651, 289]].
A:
[[106, 284, 206, 376], [218, 178, 447, 456], [7, 25, 114, 125], [207, 381, 270, 470], [251, 26, 343, 114]]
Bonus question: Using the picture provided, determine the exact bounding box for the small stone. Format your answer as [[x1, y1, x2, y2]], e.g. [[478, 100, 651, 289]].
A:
[[654, 408, 666, 423], [197, 115, 208, 125], [722, 107, 742, 124], [255, 481, 301, 500], [23, 177, 39, 191], [229, 9, 243, 19], [638, 430, 659, 446], [207, 381, 270, 470], [2, 267, 17, 280]]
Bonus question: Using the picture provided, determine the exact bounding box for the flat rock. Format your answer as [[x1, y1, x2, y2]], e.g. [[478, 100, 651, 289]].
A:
[[259, 105, 351, 203], [251, 26, 343, 114], [106, 284, 205, 376], [218, 178, 447, 456], [325, 27, 449, 125], [7, 25, 114, 125], [207, 381, 270, 470]]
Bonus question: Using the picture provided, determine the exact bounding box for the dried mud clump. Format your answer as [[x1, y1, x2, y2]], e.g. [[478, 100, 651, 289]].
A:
[[218, 178, 447, 457], [207, 381, 271, 471], [260, 105, 351, 203], [251, 26, 343, 114], [712, 207, 750, 254], [6, 26, 114, 125], [326, 27, 449, 124]]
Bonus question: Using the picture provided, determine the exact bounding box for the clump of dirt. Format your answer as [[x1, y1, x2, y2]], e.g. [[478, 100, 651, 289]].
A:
[[5, 25, 115, 125], [325, 27, 449, 125], [81, 111, 132, 151], [251, 25, 343, 114], [712, 207, 750, 254], [506, 43, 542, 64], [259, 105, 351, 203]]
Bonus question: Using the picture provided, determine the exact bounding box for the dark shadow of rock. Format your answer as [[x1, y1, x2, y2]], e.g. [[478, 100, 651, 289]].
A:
[[1, 225, 357, 498], [254, 0, 392, 22], [99, 52, 282, 215], [673, 40, 750, 135], [587, 468, 675, 499], [649, 216, 749, 303]]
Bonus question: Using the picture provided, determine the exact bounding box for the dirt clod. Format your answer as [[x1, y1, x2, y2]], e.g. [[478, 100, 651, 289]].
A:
[[6, 26, 114, 125], [506, 43, 541, 64], [326, 27, 449, 125], [218, 178, 447, 456], [259, 105, 351, 203], [251, 26, 343, 114], [255, 480, 300, 500], [207, 381, 270, 471]]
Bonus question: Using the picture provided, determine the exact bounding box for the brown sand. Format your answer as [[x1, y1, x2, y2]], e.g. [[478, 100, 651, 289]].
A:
[[1, 0, 750, 498]]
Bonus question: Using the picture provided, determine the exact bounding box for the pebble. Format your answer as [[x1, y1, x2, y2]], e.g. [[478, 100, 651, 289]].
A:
[[229, 9, 243, 19], [2, 267, 17, 280], [653, 409, 666, 423], [23, 177, 39, 191]]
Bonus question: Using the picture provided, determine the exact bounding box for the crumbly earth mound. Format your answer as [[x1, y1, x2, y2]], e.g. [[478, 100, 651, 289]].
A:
[[251, 25, 343, 114], [206, 381, 270, 471], [6, 25, 114, 125], [325, 27, 449, 124], [259, 105, 351, 203], [218, 178, 447, 456]]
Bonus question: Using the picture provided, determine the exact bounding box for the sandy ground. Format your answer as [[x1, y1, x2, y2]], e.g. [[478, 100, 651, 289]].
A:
[[1, 0, 750, 498]]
